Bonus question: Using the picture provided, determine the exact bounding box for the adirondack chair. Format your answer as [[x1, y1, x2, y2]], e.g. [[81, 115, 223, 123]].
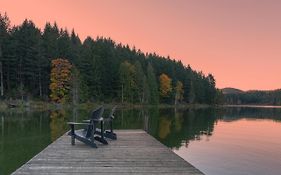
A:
[[87, 106, 117, 140], [104, 106, 117, 140], [67, 106, 108, 148]]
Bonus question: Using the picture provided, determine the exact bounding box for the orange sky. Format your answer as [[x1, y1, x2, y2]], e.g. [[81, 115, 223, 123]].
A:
[[0, 0, 280, 90]]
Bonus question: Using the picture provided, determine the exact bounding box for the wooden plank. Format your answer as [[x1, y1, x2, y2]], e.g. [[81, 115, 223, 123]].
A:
[[12, 130, 205, 175]]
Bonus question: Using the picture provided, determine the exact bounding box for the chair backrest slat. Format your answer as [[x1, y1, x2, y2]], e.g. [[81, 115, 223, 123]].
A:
[[91, 106, 104, 121], [109, 106, 117, 119], [85, 106, 104, 138]]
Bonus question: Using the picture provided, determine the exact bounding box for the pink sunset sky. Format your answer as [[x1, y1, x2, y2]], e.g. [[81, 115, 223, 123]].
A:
[[0, 0, 280, 90]]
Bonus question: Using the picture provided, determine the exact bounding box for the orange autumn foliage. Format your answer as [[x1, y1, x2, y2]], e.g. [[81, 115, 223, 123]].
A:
[[159, 73, 172, 98], [49, 58, 72, 103]]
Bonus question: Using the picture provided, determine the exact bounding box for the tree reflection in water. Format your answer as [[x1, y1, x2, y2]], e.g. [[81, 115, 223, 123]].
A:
[[50, 110, 68, 141], [0, 110, 51, 175], [113, 107, 217, 149], [147, 108, 217, 149], [1, 107, 281, 175]]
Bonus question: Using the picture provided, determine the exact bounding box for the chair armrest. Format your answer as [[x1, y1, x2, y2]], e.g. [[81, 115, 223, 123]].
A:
[[67, 122, 93, 136], [93, 117, 104, 122], [82, 120, 91, 123], [67, 122, 92, 126]]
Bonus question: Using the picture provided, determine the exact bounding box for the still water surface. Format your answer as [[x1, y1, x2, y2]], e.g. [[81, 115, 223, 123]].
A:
[[0, 107, 281, 175]]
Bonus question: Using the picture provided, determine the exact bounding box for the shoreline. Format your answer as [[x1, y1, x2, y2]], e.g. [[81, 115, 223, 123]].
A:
[[223, 104, 281, 108], [0, 100, 213, 111], [2, 100, 281, 111]]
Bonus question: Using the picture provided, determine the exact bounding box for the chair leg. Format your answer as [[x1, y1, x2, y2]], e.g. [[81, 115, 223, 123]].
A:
[[110, 120, 113, 133], [70, 124, 75, 145], [101, 121, 104, 139], [94, 121, 108, 145], [91, 123, 96, 144], [104, 120, 117, 140]]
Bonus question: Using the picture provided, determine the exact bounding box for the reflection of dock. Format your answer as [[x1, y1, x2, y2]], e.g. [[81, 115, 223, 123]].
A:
[[12, 130, 204, 174]]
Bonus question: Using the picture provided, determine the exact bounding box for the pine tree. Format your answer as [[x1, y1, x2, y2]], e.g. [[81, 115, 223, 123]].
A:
[[42, 22, 59, 59], [0, 13, 10, 97], [147, 63, 159, 105], [57, 29, 71, 59], [70, 29, 82, 65], [11, 20, 44, 98], [0, 13, 219, 104], [80, 37, 102, 100]]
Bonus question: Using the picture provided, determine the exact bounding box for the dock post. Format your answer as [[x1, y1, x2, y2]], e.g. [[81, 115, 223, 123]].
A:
[[70, 125, 75, 145]]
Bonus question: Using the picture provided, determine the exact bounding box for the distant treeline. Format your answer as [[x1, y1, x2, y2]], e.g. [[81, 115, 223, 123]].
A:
[[0, 13, 220, 104], [224, 89, 281, 105]]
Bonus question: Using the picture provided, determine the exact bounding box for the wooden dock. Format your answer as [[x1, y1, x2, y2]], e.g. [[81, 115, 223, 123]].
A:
[[12, 130, 205, 175]]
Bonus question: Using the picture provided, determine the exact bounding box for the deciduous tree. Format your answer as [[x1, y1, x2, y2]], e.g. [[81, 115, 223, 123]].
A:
[[119, 61, 136, 103], [49, 58, 72, 103], [174, 81, 184, 105], [159, 73, 172, 98]]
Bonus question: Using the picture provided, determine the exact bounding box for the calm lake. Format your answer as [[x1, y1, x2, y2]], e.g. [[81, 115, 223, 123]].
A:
[[1, 106, 281, 175]]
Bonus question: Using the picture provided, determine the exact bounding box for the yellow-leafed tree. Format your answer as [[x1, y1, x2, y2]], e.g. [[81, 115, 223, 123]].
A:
[[159, 73, 172, 98], [49, 58, 72, 103], [175, 80, 184, 105]]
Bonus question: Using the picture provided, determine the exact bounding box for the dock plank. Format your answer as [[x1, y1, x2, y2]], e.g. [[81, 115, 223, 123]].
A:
[[12, 130, 205, 175]]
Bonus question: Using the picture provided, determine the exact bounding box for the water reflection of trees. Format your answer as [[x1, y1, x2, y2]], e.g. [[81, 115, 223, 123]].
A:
[[1, 107, 281, 174], [0, 110, 51, 175], [112, 107, 218, 149], [113, 109, 145, 129], [221, 107, 281, 122], [146, 107, 281, 149], [150, 108, 218, 149], [50, 110, 68, 141]]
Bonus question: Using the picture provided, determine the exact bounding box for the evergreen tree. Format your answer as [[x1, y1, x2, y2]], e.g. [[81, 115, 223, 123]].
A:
[[42, 22, 59, 59], [0, 13, 220, 105], [12, 20, 43, 98], [80, 37, 102, 101], [57, 29, 71, 59], [206, 74, 216, 104], [69, 29, 82, 65], [0, 13, 10, 97], [147, 63, 159, 105], [188, 81, 195, 104]]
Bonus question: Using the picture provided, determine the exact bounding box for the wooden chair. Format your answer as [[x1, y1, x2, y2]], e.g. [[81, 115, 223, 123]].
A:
[[104, 106, 117, 140], [84, 106, 117, 140], [67, 106, 108, 148]]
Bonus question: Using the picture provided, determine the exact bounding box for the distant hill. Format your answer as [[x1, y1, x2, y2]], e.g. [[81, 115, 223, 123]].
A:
[[222, 88, 281, 105], [221, 88, 244, 94]]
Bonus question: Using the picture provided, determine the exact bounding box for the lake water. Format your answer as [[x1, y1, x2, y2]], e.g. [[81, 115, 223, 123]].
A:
[[0, 107, 281, 175]]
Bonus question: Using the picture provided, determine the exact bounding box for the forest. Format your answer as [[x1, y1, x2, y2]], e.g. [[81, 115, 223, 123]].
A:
[[0, 13, 220, 105], [224, 89, 281, 105]]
